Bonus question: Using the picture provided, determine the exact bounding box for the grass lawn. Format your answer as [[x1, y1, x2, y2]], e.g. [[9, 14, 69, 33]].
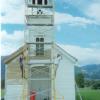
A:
[[76, 88, 100, 100]]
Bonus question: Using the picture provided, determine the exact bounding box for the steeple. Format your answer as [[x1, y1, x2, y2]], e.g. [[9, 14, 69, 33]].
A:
[[24, 0, 55, 99], [25, 0, 54, 57]]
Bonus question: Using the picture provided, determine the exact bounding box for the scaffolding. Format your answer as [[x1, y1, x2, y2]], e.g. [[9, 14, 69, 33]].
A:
[[24, 0, 65, 100], [24, 0, 55, 100]]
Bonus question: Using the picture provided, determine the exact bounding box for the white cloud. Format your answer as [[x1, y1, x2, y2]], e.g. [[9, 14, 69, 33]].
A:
[[86, 3, 100, 22], [90, 42, 100, 48], [1, 0, 24, 12], [1, 0, 25, 24], [1, 6, 25, 24], [61, 0, 100, 24], [1, 30, 24, 56], [59, 44, 100, 65], [1, 0, 98, 26], [55, 12, 97, 26]]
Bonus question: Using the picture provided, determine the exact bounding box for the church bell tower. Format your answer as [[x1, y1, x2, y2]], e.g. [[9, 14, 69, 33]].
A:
[[25, 0, 54, 58], [25, 0, 55, 100]]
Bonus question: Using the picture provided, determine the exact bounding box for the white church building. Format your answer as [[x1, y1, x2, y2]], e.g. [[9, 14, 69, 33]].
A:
[[4, 0, 77, 100]]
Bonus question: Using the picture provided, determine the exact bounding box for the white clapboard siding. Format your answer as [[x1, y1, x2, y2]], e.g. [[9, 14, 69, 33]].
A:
[[6, 85, 23, 100], [56, 56, 75, 100]]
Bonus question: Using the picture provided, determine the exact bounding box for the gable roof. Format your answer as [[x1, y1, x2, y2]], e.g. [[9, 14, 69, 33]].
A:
[[55, 43, 77, 63], [5, 44, 77, 64], [4, 45, 27, 64]]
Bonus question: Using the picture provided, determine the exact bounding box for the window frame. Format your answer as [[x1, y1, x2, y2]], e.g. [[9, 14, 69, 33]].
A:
[[32, 0, 35, 4], [38, 0, 42, 5], [44, 0, 48, 5], [36, 37, 44, 56]]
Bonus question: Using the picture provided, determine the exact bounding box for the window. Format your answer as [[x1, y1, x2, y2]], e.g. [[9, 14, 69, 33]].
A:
[[40, 38, 44, 42], [38, 0, 42, 5], [36, 38, 39, 42], [44, 0, 48, 5], [36, 37, 44, 56], [32, 0, 35, 4]]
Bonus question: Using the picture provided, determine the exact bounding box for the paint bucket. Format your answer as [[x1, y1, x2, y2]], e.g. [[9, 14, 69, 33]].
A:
[[30, 91, 36, 100]]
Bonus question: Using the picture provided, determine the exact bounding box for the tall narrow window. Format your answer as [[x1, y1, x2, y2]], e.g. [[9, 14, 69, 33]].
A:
[[38, 0, 42, 5], [36, 38, 39, 42], [44, 0, 48, 5], [32, 0, 35, 4], [36, 37, 44, 56], [40, 38, 44, 42]]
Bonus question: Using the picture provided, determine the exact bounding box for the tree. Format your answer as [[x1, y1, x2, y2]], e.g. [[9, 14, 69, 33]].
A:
[[91, 81, 100, 89], [76, 73, 84, 88], [84, 80, 91, 87]]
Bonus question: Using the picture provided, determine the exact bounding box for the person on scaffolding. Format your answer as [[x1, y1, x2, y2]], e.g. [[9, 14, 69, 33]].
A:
[[19, 54, 25, 78]]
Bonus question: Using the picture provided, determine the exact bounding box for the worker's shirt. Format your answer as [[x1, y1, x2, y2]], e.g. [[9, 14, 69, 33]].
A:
[[19, 57, 23, 67]]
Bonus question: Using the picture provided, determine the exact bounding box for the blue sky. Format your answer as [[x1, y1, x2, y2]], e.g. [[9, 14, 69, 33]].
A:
[[1, 0, 100, 65]]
